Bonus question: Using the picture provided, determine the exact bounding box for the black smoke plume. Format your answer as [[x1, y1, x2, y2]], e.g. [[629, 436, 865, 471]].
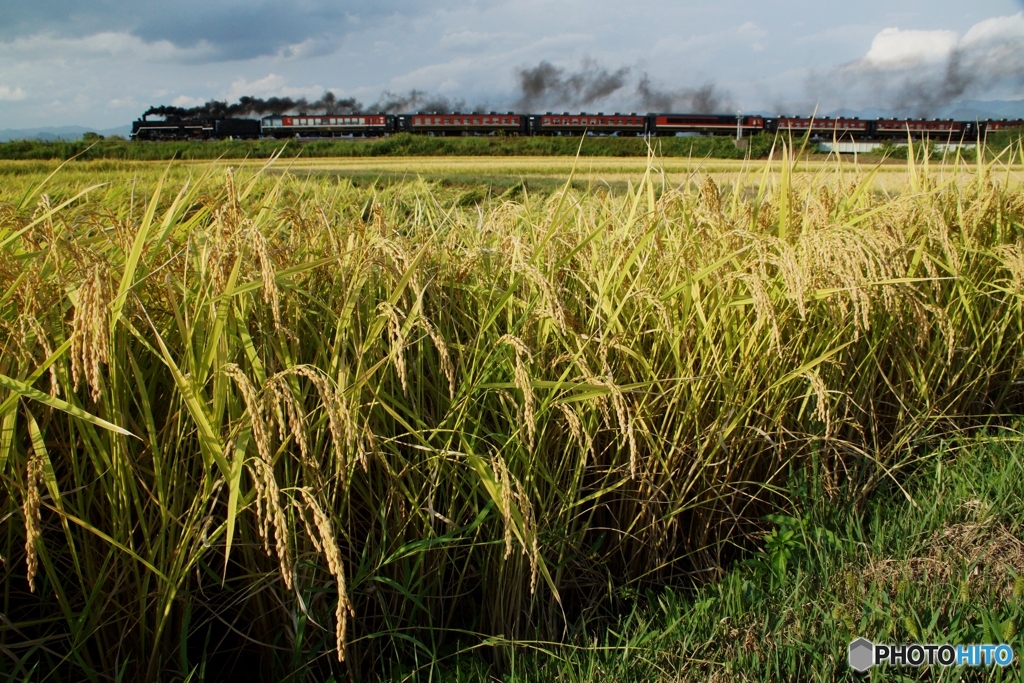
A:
[[636, 76, 733, 113], [142, 89, 489, 119], [142, 92, 364, 119], [516, 59, 631, 110], [514, 59, 732, 113], [366, 90, 471, 113]]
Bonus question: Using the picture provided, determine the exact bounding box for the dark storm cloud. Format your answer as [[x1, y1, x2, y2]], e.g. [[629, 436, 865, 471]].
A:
[[0, 0, 434, 61]]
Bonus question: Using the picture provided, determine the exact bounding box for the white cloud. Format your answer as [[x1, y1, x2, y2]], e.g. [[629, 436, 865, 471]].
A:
[[960, 11, 1024, 47], [224, 74, 326, 101], [861, 27, 958, 68], [0, 85, 27, 100], [440, 30, 503, 49], [171, 95, 206, 107], [107, 96, 140, 109], [821, 12, 1024, 114], [277, 36, 339, 60], [0, 31, 216, 64]]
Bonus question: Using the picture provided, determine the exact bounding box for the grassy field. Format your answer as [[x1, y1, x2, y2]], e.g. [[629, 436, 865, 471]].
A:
[[429, 430, 1024, 682], [1, 147, 1023, 680], [3, 152, 1021, 195], [0, 133, 778, 162], [0, 130, 1019, 163]]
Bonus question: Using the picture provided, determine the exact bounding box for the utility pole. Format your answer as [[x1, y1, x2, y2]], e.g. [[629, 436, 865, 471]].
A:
[[736, 110, 742, 141]]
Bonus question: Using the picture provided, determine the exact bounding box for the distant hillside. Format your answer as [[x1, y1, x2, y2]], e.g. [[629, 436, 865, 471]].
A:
[[826, 99, 1024, 121], [0, 125, 131, 142]]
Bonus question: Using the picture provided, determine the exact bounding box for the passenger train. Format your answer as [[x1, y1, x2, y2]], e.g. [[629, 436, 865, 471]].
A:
[[130, 110, 1024, 141]]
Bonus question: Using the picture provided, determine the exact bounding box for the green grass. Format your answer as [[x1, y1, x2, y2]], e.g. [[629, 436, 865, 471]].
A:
[[0, 133, 777, 161], [423, 430, 1024, 682]]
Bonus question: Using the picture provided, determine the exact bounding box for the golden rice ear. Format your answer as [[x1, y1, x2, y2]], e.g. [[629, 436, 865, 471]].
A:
[[419, 316, 455, 399], [22, 446, 44, 593], [248, 224, 282, 330], [287, 366, 354, 480], [249, 459, 293, 591], [70, 264, 110, 403], [377, 301, 408, 394], [499, 335, 535, 451], [299, 489, 351, 662], [222, 364, 272, 464]]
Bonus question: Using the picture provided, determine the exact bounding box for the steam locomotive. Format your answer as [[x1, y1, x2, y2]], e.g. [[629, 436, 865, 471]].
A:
[[131, 111, 1024, 141]]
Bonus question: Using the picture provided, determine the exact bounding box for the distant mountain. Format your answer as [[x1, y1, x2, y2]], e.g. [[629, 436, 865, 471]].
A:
[[945, 99, 1024, 120], [0, 124, 132, 142], [823, 99, 1024, 121]]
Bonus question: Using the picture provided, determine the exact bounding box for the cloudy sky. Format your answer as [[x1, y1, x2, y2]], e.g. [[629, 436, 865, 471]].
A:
[[1, 0, 1023, 128]]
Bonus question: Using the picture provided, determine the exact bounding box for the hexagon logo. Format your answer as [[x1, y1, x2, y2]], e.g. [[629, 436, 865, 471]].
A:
[[848, 638, 875, 672]]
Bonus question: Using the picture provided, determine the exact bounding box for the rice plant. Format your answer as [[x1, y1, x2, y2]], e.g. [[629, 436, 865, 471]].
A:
[[1, 147, 1023, 680]]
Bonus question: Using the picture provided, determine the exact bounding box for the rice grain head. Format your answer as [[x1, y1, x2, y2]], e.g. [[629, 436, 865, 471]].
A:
[[248, 225, 282, 330], [804, 369, 832, 439], [491, 453, 514, 560], [287, 366, 354, 478], [266, 376, 310, 463], [22, 445, 44, 593], [378, 302, 408, 395], [499, 335, 535, 451], [419, 316, 455, 400], [250, 458, 294, 590], [299, 489, 352, 662], [70, 264, 110, 403], [222, 363, 273, 464]]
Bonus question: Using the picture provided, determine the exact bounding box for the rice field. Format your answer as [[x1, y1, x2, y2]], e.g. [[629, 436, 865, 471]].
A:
[[2, 146, 1024, 679]]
